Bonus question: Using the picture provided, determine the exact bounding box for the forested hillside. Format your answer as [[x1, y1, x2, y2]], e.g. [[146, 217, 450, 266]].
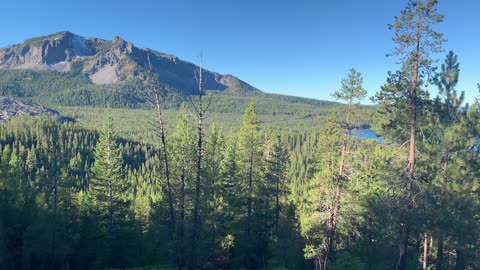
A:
[[1, 0, 480, 270], [0, 108, 310, 269], [1, 83, 479, 269]]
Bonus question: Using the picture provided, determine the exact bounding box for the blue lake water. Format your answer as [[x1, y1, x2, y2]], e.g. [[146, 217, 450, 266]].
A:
[[350, 129, 384, 144]]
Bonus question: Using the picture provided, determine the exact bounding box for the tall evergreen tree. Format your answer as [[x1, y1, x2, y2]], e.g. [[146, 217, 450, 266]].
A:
[[321, 68, 366, 269], [264, 134, 289, 237], [301, 117, 342, 269], [170, 102, 196, 268], [386, 1, 445, 268], [89, 109, 129, 234], [432, 50, 465, 269], [434, 50, 464, 180], [439, 100, 480, 269], [237, 99, 262, 267]]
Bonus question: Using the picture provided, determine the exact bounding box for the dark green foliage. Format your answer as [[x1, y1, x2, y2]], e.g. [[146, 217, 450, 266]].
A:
[[0, 99, 315, 269], [1, 84, 479, 269], [0, 117, 160, 269]]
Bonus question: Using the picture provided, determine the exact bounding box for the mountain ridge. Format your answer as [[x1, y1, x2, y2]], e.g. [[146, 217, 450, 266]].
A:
[[0, 31, 343, 115], [0, 31, 259, 95]]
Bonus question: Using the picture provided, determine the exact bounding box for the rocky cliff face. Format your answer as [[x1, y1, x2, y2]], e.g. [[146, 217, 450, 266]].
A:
[[0, 32, 94, 72], [0, 98, 66, 123], [0, 32, 259, 95]]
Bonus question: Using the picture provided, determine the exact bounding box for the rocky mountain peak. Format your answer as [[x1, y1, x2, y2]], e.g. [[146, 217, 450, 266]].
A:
[[0, 31, 94, 72], [0, 31, 260, 95]]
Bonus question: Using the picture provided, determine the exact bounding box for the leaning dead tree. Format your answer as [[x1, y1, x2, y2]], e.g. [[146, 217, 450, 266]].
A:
[[145, 55, 178, 267]]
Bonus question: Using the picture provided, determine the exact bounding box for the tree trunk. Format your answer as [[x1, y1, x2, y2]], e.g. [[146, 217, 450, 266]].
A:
[[436, 235, 444, 270], [322, 98, 352, 269], [190, 60, 204, 270], [399, 3, 421, 269], [108, 180, 113, 233], [396, 225, 409, 270], [178, 167, 186, 268], [190, 116, 202, 270], [455, 249, 465, 270], [246, 152, 253, 264], [154, 90, 175, 229], [322, 181, 341, 270], [49, 171, 59, 270], [443, 145, 449, 182], [313, 257, 321, 270], [407, 0, 421, 191], [423, 234, 428, 270], [275, 172, 280, 236], [153, 88, 178, 267], [366, 217, 376, 270]]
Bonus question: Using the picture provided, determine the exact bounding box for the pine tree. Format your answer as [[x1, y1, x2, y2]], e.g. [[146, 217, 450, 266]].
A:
[[321, 68, 366, 269], [237, 99, 262, 267], [434, 51, 464, 180], [89, 109, 129, 234], [301, 117, 342, 269], [203, 124, 228, 264], [170, 102, 196, 268], [431, 50, 465, 269], [430, 98, 480, 269], [386, 1, 445, 268], [264, 134, 289, 237]]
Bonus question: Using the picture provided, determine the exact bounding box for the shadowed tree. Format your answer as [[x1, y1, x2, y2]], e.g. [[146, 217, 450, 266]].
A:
[[238, 99, 262, 268], [432, 50, 464, 270]]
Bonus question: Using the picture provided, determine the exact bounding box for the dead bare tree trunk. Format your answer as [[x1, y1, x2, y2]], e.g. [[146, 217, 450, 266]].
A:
[[190, 53, 209, 270], [153, 87, 174, 222], [148, 75, 178, 268]]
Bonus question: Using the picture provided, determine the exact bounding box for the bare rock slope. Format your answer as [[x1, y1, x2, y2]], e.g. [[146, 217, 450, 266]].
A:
[[0, 98, 66, 123]]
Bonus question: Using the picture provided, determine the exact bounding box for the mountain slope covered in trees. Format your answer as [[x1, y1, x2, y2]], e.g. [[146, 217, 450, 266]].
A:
[[1, 1, 480, 270]]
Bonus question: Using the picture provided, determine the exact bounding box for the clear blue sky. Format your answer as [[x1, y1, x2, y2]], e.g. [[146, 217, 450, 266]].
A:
[[1, 0, 479, 103]]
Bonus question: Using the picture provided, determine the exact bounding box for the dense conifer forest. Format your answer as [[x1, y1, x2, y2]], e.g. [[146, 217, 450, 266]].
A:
[[1, 0, 479, 269]]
